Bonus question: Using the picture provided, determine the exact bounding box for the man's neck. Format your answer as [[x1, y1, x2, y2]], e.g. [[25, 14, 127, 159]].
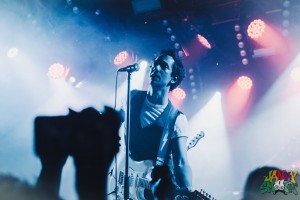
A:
[[146, 86, 169, 105]]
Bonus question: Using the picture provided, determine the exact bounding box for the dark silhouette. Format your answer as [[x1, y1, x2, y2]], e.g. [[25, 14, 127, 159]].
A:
[[150, 165, 177, 200], [35, 106, 122, 200]]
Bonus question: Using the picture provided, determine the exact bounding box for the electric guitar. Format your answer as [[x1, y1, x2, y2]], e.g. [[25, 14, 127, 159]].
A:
[[107, 131, 208, 200]]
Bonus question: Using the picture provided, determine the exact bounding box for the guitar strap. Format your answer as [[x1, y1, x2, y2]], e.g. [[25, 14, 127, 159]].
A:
[[156, 105, 179, 166]]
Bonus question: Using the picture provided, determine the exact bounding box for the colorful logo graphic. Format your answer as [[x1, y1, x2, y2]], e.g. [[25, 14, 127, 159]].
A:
[[260, 169, 298, 195]]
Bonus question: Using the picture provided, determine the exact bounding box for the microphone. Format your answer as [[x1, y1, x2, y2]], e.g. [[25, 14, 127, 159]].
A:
[[118, 64, 140, 72]]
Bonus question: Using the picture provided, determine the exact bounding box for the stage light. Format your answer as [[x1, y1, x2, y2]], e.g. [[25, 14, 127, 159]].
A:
[[282, 19, 290, 27], [283, 0, 291, 8], [47, 63, 69, 79], [174, 42, 180, 49], [66, 0, 72, 5], [162, 20, 168, 26], [237, 76, 253, 90], [95, 9, 101, 15], [247, 19, 266, 39], [73, 6, 79, 14], [7, 47, 19, 58], [240, 50, 246, 57], [242, 58, 249, 65], [236, 33, 242, 40], [178, 50, 184, 57], [282, 10, 290, 17], [166, 27, 172, 34], [170, 35, 176, 41], [114, 51, 129, 66], [238, 42, 244, 48], [138, 60, 148, 69], [69, 76, 76, 83], [172, 87, 186, 100], [234, 25, 240, 32], [196, 34, 211, 49]]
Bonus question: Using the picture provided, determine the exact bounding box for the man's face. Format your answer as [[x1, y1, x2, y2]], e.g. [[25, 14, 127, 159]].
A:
[[149, 54, 175, 89]]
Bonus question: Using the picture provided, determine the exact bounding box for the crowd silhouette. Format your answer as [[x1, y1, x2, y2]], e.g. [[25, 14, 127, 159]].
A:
[[1, 106, 298, 200], [0, 106, 121, 200]]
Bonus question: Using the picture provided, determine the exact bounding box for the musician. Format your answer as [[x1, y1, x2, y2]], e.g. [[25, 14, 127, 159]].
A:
[[121, 49, 192, 199]]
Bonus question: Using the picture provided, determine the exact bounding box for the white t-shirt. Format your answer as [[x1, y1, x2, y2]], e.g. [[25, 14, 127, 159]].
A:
[[140, 97, 189, 139]]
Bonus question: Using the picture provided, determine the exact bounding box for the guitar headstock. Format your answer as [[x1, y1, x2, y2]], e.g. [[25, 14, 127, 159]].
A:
[[189, 189, 216, 200], [175, 189, 217, 200], [175, 189, 216, 200], [187, 131, 205, 151]]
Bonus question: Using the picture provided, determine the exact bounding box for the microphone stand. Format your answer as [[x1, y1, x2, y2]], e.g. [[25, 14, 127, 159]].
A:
[[124, 71, 132, 200]]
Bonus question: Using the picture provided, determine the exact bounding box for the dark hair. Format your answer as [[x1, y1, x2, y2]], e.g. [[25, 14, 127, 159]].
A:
[[159, 49, 185, 91]]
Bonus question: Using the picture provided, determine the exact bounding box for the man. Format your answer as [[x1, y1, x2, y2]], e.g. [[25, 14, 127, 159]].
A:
[[120, 49, 192, 199]]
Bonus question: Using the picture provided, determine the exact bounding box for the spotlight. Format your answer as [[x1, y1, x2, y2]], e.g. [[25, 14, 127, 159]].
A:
[[66, 0, 72, 5], [283, 0, 291, 8], [237, 76, 253, 90], [240, 50, 247, 57], [47, 63, 69, 79], [69, 76, 76, 83], [178, 50, 184, 57], [172, 88, 186, 100], [247, 19, 265, 39], [170, 35, 176, 42], [242, 58, 249, 65], [236, 33, 243, 40], [282, 19, 290, 27], [7, 47, 19, 58], [114, 51, 129, 66], [162, 20, 168, 26], [166, 27, 172, 34], [95, 9, 101, 15], [138, 60, 148, 69], [238, 42, 244, 48], [234, 25, 240, 32], [73, 6, 79, 14], [174, 43, 180, 49], [196, 34, 211, 49], [191, 88, 197, 94], [282, 10, 290, 17]]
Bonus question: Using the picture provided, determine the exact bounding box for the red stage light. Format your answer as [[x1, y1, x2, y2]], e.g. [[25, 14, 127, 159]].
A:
[[237, 76, 253, 90], [247, 19, 266, 39], [196, 34, 211, 49], [114, 51, 129, 66], [172, 87, 186, 100]]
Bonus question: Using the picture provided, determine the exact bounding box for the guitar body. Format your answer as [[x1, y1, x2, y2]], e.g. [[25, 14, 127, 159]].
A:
[[107, 131, 205, 200], [107, 151, 153, 200]]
